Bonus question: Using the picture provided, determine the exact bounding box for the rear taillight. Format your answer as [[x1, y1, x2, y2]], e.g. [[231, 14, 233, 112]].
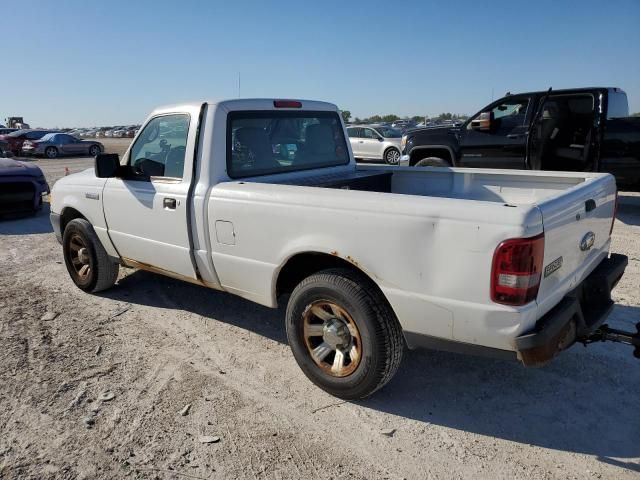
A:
[[491, 233, 545, 306], [609, 190, 618, 236]]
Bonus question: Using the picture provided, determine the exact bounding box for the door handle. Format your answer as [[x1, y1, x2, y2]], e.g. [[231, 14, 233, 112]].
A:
[[506, 133, 526, 139], [358, 140, 364, 143], [585, 199, 596, 212], [163, 197, 177, 210]]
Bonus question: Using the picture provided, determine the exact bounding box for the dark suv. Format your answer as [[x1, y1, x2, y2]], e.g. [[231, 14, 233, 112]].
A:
[[401, 87, 640, 185]]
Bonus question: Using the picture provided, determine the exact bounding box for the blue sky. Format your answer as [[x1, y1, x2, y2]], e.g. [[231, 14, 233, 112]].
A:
[[2, 0, 639, 127]]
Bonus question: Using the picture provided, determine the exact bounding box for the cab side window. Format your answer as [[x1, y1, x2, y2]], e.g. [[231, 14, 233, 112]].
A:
[[129, 114, 190, 179], [347, 127, 362, 138], [468, 97, 530, 135]]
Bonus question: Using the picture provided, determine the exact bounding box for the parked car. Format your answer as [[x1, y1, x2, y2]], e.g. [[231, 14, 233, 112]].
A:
[[0, 128, 18, 135], [50, 98, 633, 399], [0, 155, 49, 216], [346, 125, 403, 164], [22, 133, 103, 158], [400, 87, 640, 185], [0, 129, 56, 155]]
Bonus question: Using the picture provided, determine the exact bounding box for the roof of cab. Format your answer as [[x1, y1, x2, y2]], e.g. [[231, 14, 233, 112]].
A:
[[150, 98, 339, 116]]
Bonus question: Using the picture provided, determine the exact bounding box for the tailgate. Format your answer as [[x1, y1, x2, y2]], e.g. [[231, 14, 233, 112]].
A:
[[535, 174, 617, 315]]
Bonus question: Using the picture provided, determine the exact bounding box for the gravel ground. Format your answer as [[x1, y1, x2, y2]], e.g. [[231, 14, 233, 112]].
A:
[[1, 151, 639, 479]]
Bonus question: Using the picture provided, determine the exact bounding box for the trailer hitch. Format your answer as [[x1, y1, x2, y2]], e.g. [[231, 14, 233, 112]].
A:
[[581, 322, 640, 359]]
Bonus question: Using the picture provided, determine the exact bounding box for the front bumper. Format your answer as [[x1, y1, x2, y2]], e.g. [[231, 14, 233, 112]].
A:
[[50, 212, 62, 243], [515, 253, 628, 366], [0, 176, 49, 214]]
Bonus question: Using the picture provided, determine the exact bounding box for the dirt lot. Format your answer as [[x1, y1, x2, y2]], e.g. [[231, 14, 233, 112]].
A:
[[1, 147, 639, 479]]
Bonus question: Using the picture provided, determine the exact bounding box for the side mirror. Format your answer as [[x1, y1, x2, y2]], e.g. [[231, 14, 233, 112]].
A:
[[95, 153, 120, 178], [470, 111, 492, 131], [378, 136, 384, 142]]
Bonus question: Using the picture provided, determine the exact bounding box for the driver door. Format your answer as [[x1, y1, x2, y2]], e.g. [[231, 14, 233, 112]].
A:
[[458, 97, 531, 169], [102, 112, 199, 279], [361, 127, 383, 159]]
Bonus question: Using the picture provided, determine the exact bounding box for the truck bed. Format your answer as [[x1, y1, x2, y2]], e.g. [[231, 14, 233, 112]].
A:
[[278, 165, 590, 206]]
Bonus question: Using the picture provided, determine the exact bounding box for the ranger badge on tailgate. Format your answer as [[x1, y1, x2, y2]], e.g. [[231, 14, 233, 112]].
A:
[[544, 256, 563, 278]]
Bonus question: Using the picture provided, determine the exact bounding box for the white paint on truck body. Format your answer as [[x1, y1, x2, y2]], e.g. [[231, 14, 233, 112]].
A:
[[50, 98, 617, 353]]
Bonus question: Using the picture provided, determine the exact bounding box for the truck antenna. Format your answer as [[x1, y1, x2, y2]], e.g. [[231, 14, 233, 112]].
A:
[[238, 72, 241, 98]]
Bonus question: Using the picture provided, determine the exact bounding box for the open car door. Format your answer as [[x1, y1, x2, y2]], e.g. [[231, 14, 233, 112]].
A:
[[525, 87, 552, 170]]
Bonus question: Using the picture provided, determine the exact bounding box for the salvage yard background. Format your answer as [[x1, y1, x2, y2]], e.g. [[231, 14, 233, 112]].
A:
[[1, 141, 639, 479]]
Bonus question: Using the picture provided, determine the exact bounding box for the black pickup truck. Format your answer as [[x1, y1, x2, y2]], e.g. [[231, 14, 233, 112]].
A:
[[400, 87, 640, 185]]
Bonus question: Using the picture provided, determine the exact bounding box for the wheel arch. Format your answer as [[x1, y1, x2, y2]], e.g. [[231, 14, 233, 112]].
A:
[[409, 145, 454, 166], [275, 251, 387, 304], [60, 206, 88, 235]]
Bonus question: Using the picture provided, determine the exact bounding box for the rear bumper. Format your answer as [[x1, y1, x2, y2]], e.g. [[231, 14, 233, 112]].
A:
[[515, 253, 628, 366]]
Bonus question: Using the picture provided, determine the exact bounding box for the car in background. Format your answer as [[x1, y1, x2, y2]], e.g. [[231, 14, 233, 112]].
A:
[[0, 128, 18, 135], [391, 120, 417, 131], [21, 133, 103, 158], [0, 154, 49, 216], [346, 124, 403, 164], [0, 129, 56, 155]]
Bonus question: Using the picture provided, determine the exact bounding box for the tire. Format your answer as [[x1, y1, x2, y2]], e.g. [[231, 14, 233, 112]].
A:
[[45, 147, 58, 159], [384, 148, 401, 165], [414, 156, 450, 167], [286, 268, 404, 399], [62, 218, 119, 293], [89, 145, 101, 157]]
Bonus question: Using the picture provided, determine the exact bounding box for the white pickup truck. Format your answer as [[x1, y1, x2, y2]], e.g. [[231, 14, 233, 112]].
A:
[[50, 98, 633, 399]]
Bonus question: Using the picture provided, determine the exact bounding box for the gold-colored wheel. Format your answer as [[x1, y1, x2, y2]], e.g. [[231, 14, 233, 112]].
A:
[[67, 233, 91, 281], [302, 300, 362, 377]]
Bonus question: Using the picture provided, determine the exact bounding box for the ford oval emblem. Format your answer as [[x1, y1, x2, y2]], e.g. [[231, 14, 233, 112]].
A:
[[580, 231, 596, 251]]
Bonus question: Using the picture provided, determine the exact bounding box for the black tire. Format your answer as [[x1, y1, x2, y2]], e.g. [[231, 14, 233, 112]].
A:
[[45, 147, 58, 159], [384, 148, 401, 165], [62, 218, 119, 293], [414, 156, 450, 167], [89, 145, 101, 157], [286, 268, 403, 399]]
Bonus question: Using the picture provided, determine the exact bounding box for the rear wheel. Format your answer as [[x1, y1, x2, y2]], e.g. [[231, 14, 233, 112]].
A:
[[63, 218, 119, 292], [414, 156, 450, 167], [384, 148, 400, 165], [286, 268, 403, 399], [89, 145, 101, 157], [45, 147, 58, 159]]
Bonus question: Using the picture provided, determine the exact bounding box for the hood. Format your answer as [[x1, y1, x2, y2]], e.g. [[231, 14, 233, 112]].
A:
[[0, 157, 45, 177], [406, 125, 457, 136]]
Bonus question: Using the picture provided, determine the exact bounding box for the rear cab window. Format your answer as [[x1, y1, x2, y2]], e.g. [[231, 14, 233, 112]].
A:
[[227, 111, 349, 178]]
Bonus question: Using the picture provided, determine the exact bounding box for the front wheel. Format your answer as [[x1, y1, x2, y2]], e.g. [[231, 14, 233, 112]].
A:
[[63, 218, 119, 292], [45, 147, 58, 159], [384, 148, 400, 165], [286, 268, 404, 399]]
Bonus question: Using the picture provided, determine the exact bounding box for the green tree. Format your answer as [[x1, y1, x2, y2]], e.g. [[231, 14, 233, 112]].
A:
[[381, 114, 400, 123], [632, 112, 640, 117], [341, 110, 351, 123]]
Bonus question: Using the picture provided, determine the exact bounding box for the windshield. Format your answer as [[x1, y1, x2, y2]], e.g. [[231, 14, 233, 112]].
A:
[[227, 111, 349, 178], [375, 127, 402, 138]]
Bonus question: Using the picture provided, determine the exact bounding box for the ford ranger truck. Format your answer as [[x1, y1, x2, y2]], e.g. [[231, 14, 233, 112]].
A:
[[49, 98, 636, 399]]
